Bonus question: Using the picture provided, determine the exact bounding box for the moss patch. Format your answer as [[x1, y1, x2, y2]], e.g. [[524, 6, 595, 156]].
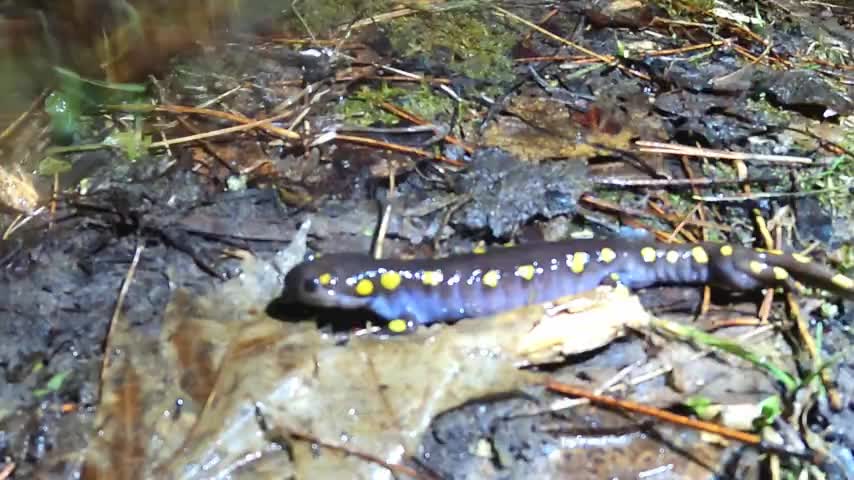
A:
[[386, 6, 517, 85], [797, 123, 854, 210], [336, 82, 456, 126], [280, 0, 394, 37]]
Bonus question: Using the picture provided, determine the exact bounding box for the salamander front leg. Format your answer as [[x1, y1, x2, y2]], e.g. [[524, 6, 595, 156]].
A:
[[598, 271, 627, 289], [384, 317, 417, 334]]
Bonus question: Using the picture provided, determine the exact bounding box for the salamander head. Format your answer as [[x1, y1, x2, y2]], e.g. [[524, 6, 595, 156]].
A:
[[283, 253, 377, 309]]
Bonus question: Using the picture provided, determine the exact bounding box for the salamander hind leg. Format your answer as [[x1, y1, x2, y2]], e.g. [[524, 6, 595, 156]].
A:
[[761, 249, 854, 300], [740, 255, 804, 294], [711, 247, 804, 295]]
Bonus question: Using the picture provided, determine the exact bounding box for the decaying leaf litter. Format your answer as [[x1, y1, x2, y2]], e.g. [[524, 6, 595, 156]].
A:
[[0, 0, 853, 478]]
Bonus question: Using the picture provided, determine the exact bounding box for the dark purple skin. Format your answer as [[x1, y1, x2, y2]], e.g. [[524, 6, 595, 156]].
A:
[[283, 238, 853, 327]]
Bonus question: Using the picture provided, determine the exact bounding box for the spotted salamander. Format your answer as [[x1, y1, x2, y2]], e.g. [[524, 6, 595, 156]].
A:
[[283, 239, 854, 333]]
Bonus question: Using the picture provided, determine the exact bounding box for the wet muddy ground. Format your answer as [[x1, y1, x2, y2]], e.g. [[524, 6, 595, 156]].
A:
[[1, 1, 853, 479]]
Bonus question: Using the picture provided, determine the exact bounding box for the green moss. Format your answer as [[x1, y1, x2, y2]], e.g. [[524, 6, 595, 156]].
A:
[[797, 128, 854, 210], [280, 0, 394, 37], [594, 189, 629, 209], [705, 229, 727, 243], [336, 82, 455, 126], [279, 2, 517, 97], [799, 42, 850, 67], [653, 0, 715, 18], [386, 6, 517, 85], [666, 192, 693, 213], [37, 156, 73, 176], [746, 96, 792, 125], [399, 83, 457, 121]]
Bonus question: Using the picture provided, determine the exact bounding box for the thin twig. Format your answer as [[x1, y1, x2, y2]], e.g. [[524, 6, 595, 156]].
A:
[[2, 206, 46, 240], [0, 89, 48, 144], [146, 113, 299, 148], [494, 6, 650, 81], [99, 242, 144, 397], [287, 429, 432, 479], [636, 141, 813, 164], [373, 168, 395, 260], [592, 176, 762, 188], [692, 188, 844, 203], [378, 101, 473, 154], [312, 132, 465, 167], [546, 380, 763, 445], [113, 103, 300, 139]]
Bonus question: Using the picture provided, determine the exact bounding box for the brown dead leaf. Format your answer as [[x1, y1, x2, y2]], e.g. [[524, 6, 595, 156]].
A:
[[0, 163, 39, 213], [482, 93, 667, 171], [81, 228, 735, 479]]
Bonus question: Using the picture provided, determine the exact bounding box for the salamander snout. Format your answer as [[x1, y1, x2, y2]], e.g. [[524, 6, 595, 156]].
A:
[[282, 254, 375, 309]]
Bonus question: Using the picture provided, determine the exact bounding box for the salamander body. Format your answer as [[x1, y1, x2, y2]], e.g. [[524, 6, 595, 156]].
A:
[[283, 239, 854, 332]]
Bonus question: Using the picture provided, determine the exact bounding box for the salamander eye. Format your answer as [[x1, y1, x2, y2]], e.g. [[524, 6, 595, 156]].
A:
[[303, 278, 319, 293]]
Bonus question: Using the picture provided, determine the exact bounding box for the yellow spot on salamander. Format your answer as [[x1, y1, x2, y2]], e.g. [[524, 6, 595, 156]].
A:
[[640, 247, 656, 263], [318, 273, 332, 286], [792, 253, 811, 264], [665, 250, 680, 264], [832, 274, 854, 290], [388, 319, 409, 333], [473, 244, 487, 254], [380, 271, 402, 290], [610, 272, 620, 282], [515, 264, 536, 281], [772, 267, 789, 280], [482, 269, 501, 287], [570, 252, 590, 274], [598, 247, 616, 263], [691, 246, 709, 264], [720, 245, 733, 256], [422, 270, 444, 286], [355, 278, 374, 296], [749, 260, 767, 275]]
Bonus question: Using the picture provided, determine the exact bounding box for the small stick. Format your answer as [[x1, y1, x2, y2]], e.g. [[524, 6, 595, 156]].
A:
[[546, 380, 763, 445], [314, 133, 465, 167], [493, 6, 650, 81], [636, 141, 812, 164]]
